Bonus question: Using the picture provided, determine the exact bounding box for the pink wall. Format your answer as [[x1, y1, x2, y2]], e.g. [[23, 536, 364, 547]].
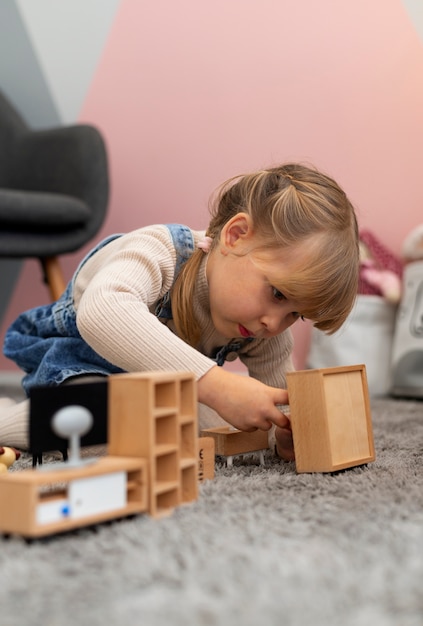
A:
[[1, 0, 423, 372]]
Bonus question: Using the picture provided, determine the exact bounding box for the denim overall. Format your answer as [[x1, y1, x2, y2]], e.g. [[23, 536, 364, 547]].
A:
[[4, 224, 251, 396]]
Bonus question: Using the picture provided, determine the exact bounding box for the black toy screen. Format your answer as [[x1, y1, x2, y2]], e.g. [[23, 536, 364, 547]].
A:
[[29, 380, 108, 456]]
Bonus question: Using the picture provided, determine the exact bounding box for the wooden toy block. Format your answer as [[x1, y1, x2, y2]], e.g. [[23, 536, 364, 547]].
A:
[[0, 456, 148, 539], [198, 437, 215, 481], [286, 364, 375, 473], [200, 426, 268, 466], [108, 371, 199, 517]]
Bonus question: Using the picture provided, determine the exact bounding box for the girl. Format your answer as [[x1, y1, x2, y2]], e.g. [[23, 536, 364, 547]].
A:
[[0, 163, 359, 460]]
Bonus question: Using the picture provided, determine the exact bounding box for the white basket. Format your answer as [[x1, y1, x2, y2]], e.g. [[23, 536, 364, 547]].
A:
[[308, 295, 397, 397]]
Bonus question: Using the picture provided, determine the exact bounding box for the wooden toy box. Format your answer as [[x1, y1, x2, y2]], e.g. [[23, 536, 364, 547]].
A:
[[286, 365, 375, 473]]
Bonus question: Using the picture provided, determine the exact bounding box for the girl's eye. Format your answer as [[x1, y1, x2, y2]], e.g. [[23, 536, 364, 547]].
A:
[[271, 287, 305, 321], [272, 287, 286, 301]]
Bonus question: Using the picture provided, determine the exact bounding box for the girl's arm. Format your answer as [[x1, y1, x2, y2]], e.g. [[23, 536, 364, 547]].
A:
[[74, 226, 216, 379]]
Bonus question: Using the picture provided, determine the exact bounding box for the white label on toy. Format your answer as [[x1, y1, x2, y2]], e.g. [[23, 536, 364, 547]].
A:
[[68, 471, 126, 519]]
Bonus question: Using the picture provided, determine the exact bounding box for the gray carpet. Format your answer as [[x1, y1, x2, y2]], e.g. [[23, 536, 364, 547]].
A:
[[1, 396, 423, 626]]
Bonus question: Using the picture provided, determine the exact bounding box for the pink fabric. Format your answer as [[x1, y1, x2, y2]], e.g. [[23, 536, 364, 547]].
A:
[[359, 230, 403, 297]]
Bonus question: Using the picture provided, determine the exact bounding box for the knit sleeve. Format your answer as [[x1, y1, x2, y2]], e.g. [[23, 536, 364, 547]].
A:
[[238, 330, 295, 390], [73, 225, 215, 379]]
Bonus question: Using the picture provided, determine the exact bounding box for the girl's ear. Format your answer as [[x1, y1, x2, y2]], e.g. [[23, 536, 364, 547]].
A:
[[221, 213, 254, 249]]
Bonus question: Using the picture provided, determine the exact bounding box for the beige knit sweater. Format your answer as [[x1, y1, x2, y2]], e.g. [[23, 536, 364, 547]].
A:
[[73, 224, 294, 390]]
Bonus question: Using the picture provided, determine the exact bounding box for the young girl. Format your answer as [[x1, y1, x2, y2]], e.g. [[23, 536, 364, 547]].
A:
[[0, 163, 359, 460]]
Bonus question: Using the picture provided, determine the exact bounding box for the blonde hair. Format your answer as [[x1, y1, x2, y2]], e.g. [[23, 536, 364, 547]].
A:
[[172, 163, 359, 346]]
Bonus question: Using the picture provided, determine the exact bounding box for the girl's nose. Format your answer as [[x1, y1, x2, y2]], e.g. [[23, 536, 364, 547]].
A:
[[260, 312, 289, 336]]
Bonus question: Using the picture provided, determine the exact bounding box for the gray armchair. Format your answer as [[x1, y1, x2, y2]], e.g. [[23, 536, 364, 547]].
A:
[[0, 89, 109, 301]]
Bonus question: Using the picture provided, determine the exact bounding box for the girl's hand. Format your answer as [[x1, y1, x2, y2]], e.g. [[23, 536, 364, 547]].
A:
[[197, 366, 290, 432]]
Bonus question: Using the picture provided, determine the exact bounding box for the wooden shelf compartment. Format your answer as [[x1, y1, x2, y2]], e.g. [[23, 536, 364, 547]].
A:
[[179, 376, 196, 420], [154, 487, 181, 518], [180, 463, 198, 504], [180, 457, 196, 470], [180, 421, 197, 459], [154, 442, 179, 457], [153, 406, 178, 418], [154, 449, 179, 483], [154, 413, 178, 447], [154, 380, 178, 411], [153, 480, 180, 495]]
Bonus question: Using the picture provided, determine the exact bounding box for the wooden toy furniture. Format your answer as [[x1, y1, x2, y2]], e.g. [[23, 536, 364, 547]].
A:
[[198, 437, 215, 482], [286, 364, 375, 473], [108, 371, 199, 518], [200, 426, 268, 467], [0, 456, 147, 538], [0, 370, 200, 538]]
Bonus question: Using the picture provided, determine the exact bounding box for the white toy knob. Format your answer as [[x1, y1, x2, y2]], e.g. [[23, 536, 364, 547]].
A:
[[52, 406, 93, 466]]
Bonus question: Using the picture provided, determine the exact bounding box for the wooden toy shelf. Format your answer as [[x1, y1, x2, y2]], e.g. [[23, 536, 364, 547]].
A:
[[0, 456, 148, 539], [108, 371, 198, 518]]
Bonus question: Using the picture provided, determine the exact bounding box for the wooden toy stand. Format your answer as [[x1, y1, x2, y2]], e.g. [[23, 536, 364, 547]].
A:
[[0, 371, 199, 538], [286, 364, 375, 473], [0, 457, 147, 538], [200, 426, 268, 467]]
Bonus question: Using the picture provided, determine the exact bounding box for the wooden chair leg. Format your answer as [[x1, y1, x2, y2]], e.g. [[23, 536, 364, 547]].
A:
[[40, 256, 66, 301]]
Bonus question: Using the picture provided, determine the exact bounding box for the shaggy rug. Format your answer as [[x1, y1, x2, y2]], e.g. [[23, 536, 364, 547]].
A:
[[1, 396, 423, 626]]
